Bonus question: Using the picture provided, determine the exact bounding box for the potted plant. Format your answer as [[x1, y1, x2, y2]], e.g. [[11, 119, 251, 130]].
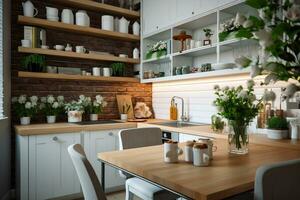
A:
[[21, 54, 46, 72], [40, 95, 64, 123], [12, 95, 39, 125], [203, 28, 213, 46], [211, 115, 225, 134], [120, 103, 131, 121], [146, 40, 168, 60], [111, 62, 125, 77], [219, 13, 245, 42], [65, 96, 85, 123], [86, 95, 108, 121], [266, 117, 289, 140], [213, 80, 261, 154]]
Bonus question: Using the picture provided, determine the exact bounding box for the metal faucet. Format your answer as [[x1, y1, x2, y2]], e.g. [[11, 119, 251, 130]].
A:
[[171, 96, 189, 122]]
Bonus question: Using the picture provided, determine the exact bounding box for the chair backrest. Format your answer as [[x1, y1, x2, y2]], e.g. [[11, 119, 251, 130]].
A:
[[68, 144, 107, 200], [119, 127, 162, 150], [254, 158, 300, 200]]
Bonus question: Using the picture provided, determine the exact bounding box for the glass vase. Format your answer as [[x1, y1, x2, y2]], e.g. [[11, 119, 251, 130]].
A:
[[228, 121, 249, 155]]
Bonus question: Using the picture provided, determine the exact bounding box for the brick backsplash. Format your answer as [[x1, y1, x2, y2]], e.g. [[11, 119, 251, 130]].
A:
[[11, 0, 152, 124]]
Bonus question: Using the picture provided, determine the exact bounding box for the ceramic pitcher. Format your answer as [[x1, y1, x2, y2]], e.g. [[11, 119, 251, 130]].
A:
[[119, 17, 129, 33], [22, 0, 38, 17]]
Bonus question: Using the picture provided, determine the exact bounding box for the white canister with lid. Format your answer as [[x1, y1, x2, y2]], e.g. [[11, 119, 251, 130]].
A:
[[62, 9, 74, 24], [76, 10, 90, 27], [193, 143, 210, 167], [118, 17, 129, 33], [92, 67, 101, 76], [132, 21, 140, 36], [101, 15, 114, 31], [133, 48, 139, 59]]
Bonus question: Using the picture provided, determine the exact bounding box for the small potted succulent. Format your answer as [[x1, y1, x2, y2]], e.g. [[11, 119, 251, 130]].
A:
[[65, 96, 85, 123], [40, 95, 64, 123], [120, 103, 131, 121], [266, 117, 289, 140], [86, 95, 107, 121], [111, 62, 125, 77], [21, 54, 46, 72], [12, 95, 39, 125], [203, 28, 213, 46]]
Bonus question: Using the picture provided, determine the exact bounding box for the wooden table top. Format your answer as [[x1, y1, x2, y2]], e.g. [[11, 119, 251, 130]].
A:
[[98, 139, 300, 200]]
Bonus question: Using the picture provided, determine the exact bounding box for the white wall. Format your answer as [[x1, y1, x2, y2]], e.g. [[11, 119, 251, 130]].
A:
[[152, 74, 285, 132], [0, 0, 11, 199]]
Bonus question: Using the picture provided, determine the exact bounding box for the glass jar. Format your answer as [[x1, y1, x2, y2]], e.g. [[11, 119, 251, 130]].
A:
[[227, 120, 249, 155]]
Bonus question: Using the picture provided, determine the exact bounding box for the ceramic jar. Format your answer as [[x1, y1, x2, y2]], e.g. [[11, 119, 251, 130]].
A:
[[47, 116, 56, 124], [20, 117, 31, 125], [164, 141, 183, 163], [133, 48, 139, 59], [103, 68, 112, 77], [198, 138, 217, 160], [120, 114, 128, 121], [118, 17, 129, 33], [101, 15, 114, 31], [90, 114, 98, 121], [193, 143, 210, 167], [22, 0, 38, 17], [61, 9, 74, 24], [46, 7, 59, 21], [76, 10, 90, 27], [92, 67, 101, 76], [184, 140, 195, 162], [67, 111, 83, 123], [132, 21, 140, 35]]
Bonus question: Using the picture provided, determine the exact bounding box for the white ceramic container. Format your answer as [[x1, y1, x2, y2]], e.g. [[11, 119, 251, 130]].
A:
[[164, 142, 183, 163], [92, 67, 100, 76], [46, 7, 58, 18], [21, 39, 31, 47], [22, 0, 38, 17], [118, 17, 129, 33], [61, 9, 74, 24], [103, 68, 111, 77], [47, 116, 56, 124], [133, 48, 139, 59], [20, 117, 31, 125], [120, 114, 128, 121], [67, 111, 83, 123], [267, 129, 288, 140], [75, 46, 86, 53], [198, 138, 217, 160], [193, 145, 210, 167], [54, 45, 64, 51], [132, 21, 140, 35], [101, 15, 114, 31], [76, 10, 90, 27], [90, 114, 98, 121]]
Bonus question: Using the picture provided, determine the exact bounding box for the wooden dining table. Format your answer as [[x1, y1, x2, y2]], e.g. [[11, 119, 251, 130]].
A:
[[97, 138, 300, 200]]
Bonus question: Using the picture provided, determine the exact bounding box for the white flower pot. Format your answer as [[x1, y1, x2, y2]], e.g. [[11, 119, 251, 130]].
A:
[[120, 114, 128, 121], [47, 116, 56, 124], [20, 117, 31, 125], [68, 111, 83, 123], [90, 114, 98, 121], [267, 129, 288, 140]]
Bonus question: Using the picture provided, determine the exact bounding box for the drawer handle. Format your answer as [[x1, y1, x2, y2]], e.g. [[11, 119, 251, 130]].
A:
[[52, 136, 58, 141], [108, 132, 113, 136]]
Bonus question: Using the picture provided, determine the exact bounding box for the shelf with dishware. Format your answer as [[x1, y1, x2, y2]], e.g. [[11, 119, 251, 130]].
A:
[[17, 71, 140, 83], [18, 46, 140, 64], [18, 15, 140, 42], [51, 0, 140, 19], [140, 1, 259, 83]]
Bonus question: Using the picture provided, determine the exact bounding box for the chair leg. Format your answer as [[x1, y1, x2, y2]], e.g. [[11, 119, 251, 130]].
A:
[[125, 182, 134, 200]]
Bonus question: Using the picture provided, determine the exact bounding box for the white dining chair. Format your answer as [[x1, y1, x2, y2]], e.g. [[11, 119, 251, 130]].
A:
[[68, 144, 107, 200], [119, 127, 178, 200]]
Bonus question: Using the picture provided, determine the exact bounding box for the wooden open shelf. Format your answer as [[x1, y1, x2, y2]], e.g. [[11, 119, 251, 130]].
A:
[[51, 0, 140, 19], [18, 16, 140, 42], [18, 71, 140, 83], [18, 47, 140, 64]]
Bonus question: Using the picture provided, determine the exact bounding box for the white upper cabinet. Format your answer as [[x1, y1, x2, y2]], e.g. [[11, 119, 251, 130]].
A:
[[176, 0, 196, 22], [142, 0, 176, 36], [28, 133, 81, 200], [194, 0, 220, 15]]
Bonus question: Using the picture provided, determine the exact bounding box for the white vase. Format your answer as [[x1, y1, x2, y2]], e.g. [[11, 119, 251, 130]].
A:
[[132, 21, 140, 36], [90, 114, 98, 121], [120, 114, 128, 121], [20, 117, 31, 125], [267, 129, 288, 140], [68, 111, 83, 123], [47, 116, 56, 124]]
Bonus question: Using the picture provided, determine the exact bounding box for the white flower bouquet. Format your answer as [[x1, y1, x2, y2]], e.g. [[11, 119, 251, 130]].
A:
[[12, 95, 39, 125], [86, 95, 107, 114], [40, 95, 65, 123], [219, 13, 245, 41], [64, 95, 86, 123], [146, 40, 168, 59]]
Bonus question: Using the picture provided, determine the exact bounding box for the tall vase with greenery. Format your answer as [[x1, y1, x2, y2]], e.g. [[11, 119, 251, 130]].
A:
[[213, 80, 261, 154], [233, 0, 300, 99]]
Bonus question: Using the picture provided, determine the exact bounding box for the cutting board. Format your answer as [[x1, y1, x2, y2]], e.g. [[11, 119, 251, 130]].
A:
[[116, 95, 134, 119]]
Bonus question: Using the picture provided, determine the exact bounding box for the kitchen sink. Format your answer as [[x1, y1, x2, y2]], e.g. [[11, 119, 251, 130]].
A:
[[72, 120, 123, 125], [149, 121, 208, 128]]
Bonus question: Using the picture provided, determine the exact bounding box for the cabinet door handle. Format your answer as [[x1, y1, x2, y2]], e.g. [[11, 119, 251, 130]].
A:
[[108, 132, 113, 136], [52, 136, 58, 141]]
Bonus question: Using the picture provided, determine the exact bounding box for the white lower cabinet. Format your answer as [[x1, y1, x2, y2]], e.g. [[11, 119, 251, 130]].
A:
[[179, 133, 207, 142], [83, 130, 125, 191], [28, 133, 81, 200]]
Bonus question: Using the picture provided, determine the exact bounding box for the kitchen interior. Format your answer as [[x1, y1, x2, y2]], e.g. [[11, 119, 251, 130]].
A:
[[1, 0, 300, 200]]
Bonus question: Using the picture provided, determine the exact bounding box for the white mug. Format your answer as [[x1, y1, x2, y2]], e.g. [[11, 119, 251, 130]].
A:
[[76, 46, 86, 53], [21, 39, 31, 48], [103, 68, 111, 77], [164, 142, 183, 163], [92, 67, 100, 76], [199, 138, 217, 160], [193, 144, 210, 167]]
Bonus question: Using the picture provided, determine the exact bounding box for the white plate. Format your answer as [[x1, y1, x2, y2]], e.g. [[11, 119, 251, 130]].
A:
[[211, 63, 237, 70]]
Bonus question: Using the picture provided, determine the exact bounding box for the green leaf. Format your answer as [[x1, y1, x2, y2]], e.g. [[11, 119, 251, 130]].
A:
[[248, 16, 265, 29], [235, 28, 253, 39], [219, 31, 231, 42], [278, 52, 296, 62], [246, 0, 267, 9]]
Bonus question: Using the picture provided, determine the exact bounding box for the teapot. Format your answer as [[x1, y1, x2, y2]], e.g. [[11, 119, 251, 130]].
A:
[[62, 9, 74, 24], [76, 10, 90, 27], [118, 17, 129, 34], [22, 0, 38, 17], [132, 21, 140, 36]]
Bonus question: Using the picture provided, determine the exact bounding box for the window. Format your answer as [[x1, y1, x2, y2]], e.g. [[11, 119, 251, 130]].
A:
[[0, 0, 3, 119]]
